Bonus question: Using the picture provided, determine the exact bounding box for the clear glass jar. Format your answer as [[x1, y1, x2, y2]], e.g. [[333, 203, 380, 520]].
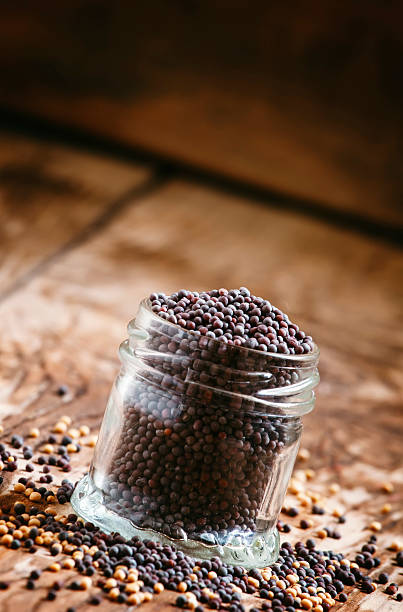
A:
[[72, 299, 319, 567]]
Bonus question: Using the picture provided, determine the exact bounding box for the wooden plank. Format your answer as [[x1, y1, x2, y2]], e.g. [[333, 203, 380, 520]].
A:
[[0, 131, 151, 297], [1, 3, 403, 228], [0, 176, 402, 610]]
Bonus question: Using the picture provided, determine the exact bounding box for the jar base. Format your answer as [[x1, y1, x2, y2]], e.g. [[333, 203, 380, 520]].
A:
[[71, 475, 280, 568]]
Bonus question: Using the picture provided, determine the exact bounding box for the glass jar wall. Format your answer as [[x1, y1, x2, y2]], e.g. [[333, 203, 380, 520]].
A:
[[72, 299, 319, 567]]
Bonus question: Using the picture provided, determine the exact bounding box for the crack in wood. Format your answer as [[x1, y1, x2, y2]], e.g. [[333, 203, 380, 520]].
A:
[[0, 170, 171, 305]]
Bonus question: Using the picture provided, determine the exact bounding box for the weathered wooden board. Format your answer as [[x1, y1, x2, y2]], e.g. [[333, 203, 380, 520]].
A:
[[0, 141, 402, 610], [1, 2, 403, 227], [0, 132, 151, 298]]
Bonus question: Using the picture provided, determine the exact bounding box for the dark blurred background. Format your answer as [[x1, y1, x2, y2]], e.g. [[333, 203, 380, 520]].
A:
[[0, 0, 402, 231]]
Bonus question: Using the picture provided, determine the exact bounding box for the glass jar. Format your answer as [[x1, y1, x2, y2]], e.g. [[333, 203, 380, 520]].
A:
[[72, 299, 319, 567]]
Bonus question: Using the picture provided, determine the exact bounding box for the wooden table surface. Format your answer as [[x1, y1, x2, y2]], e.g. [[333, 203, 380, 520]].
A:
[[0, 129, 402, 611]]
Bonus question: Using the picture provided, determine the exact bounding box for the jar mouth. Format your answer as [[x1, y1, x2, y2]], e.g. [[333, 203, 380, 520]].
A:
[[129, 299, 320, 366], [120, 298, 319, 418]]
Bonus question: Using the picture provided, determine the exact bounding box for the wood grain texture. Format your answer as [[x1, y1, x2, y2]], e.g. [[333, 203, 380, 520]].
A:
[[0, 132, 151, 298], [0, 2, 403, 227], [0, 139, 402, 610]]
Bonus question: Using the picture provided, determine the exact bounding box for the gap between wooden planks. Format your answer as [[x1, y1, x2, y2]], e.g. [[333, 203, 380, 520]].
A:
[[0, 132, 402, 610]]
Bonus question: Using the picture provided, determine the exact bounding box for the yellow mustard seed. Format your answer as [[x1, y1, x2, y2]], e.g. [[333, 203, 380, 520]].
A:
[[1, 534, 13, 546], [79, 425, 90, 436], [109, 587, 120, 600], [286, 574, 298, 584], [369, 521, 382, 532], [80, 577, 92, 590], [29, 491, 42, 502], [113, 568, 126, 581], [298, 448, 311, 461], [105, 578, 117, 590], [86, 435, 98, 447], [60, 415, 72, 425], [381, 482, 394, 494], [53, 422, 67, 434]]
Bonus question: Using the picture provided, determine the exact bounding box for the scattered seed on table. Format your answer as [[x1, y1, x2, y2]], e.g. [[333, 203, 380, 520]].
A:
[[369, 521, 382, 532]]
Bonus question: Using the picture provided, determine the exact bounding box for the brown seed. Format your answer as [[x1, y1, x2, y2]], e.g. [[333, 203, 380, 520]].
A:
[[14, 483, 26, 493]]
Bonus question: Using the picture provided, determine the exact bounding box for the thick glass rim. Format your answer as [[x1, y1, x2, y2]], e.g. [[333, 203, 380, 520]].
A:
[[130, 298, 320, 364]]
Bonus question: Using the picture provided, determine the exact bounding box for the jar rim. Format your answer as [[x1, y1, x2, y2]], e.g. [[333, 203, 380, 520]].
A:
[[132, 298, 320, 365]]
